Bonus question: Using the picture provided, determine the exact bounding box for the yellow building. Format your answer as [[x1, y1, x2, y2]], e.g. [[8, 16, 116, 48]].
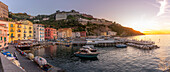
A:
[[19, 20, 33, 39], [57, 28, 72, 38], [8, 22, 17, 43], [8, 20, 33, 43], [100, 32, 107, 36]]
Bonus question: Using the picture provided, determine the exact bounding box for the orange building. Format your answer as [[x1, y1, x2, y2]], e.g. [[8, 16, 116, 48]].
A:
[[0, 24, 8, 49], [0, 1, 8, 18], [45, 27, 57, 40], [57, 28, 72, 38]]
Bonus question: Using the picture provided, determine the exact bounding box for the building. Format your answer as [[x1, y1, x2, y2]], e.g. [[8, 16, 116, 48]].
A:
[[57, 28, 72, 38], [0, 24, 8, 49], [100, 32, 107, 36], [33, 24, 45, 41], [80, 31, 86, 37], [8, 20, 34, 43], [55, 13, 67, 20], [56, 10, 80, 20], [0, 1, 8, 18], [45, 27, 57, 40], [107, 31, 117, 36], [72, 32, 80, 38], [0, 20, 9, 41], [8, 22, 16, 43], [18, 20, 33, 39]]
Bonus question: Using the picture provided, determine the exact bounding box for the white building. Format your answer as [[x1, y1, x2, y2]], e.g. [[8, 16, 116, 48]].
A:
[[108, 31, 117, 36], [42, 18, 49, 21], [56, 10, 80, 21], [72, 32, 80, 38], [56, 13, 67, 20], [33, 24, 45, 41]]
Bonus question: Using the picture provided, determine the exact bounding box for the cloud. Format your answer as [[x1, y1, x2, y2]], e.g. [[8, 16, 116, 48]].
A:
[[156, 0, 168, 16]]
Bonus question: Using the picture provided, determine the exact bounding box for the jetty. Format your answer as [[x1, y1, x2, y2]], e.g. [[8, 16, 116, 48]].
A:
[[70, 38, 159, 50]]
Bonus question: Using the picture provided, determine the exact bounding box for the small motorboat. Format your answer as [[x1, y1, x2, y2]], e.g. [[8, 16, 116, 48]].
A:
[[81, 46, 97, 52], [74, 49, 99, 58], [115, 44, 127, 48]]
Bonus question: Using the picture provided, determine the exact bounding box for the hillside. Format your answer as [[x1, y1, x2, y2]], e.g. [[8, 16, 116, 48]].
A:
[[9, 10, 144, 36]]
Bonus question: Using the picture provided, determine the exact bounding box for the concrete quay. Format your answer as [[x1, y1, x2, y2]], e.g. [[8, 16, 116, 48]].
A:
[[6, 45, 43, 72]]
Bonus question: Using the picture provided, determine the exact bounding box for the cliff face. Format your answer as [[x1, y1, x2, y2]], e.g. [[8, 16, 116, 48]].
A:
[[9, 10, 144, 36]]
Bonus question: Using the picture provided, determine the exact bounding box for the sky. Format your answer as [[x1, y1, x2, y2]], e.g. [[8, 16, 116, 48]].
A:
[[1, 0, 170, 34]]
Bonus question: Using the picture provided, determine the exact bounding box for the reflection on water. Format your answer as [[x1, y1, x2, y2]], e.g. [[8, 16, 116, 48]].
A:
[[31, 35, 170, 72]]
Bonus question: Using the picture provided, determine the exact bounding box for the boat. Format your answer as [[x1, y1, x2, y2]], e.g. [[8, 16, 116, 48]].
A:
[[115, 44, 127, 48], [74, 49, 99, 58], [81, 46, 97, 52], [15, 40, 33, 50], [34, 56, 53, 71], [65, 45, 70, 47]]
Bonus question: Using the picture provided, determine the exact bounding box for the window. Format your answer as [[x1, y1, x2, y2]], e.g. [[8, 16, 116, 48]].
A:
[[29, 31, 32, 33], [0, 37, 2, 40], [29, 27, 31, 29], [0, 30, 2, 34], [24, 31, 27, 33], [34, 31, 36, 33], [10, 24, 13, 27], [4, 37, 6, 41], [11, 33, 13, 36], [18, 34, 21, 37], [4, 43, 6, 46], [10, 29, 14, 32], [18, 29, 21, 32], [24, 34, 26, 37]]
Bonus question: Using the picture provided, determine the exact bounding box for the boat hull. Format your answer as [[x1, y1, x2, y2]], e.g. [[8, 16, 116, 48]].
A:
[[17, 46, 31, 50], [75, 54, 98, 58], [115, 45, 127, 48]]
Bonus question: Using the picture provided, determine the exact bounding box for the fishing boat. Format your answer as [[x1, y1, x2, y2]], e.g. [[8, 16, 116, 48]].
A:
[[115, 44, 127, 48], [81, 46, 97, 52], [74, 49, 99, 58]]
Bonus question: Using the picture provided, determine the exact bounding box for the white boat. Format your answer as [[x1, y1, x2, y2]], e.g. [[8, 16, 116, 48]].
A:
[[74, 49, 99, 58]]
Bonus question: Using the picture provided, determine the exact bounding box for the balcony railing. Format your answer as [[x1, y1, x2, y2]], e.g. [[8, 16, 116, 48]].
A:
[[18, 26, 21, 28], [24, 31, 27, 33]]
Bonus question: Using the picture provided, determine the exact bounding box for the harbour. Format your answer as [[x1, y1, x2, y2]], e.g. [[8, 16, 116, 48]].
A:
[[31, 35, 170, 72]]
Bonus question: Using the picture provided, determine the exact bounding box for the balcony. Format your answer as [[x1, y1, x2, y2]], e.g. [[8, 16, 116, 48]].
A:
[[24, 31, 27, 33], [10, 30, 14, 32], [11, 36, 14, 38], [18, 26, 21, 28]]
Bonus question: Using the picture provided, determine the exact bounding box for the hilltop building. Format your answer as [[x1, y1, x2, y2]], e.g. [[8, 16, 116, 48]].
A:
[[45, 27, 57, 40], [0, 1, 8, 18], [33, 24, 45, 41], [56, 10, 80, 20], [57, 28, 72, 38]]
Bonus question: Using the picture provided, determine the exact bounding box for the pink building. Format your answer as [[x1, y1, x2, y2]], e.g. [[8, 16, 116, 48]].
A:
[[80, 31, 86, 37], [45, 27, 57, 40], [0, 24, 8, 49]]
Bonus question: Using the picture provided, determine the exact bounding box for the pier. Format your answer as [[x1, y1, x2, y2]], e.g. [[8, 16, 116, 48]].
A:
[[70, 38, 159, 50]]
